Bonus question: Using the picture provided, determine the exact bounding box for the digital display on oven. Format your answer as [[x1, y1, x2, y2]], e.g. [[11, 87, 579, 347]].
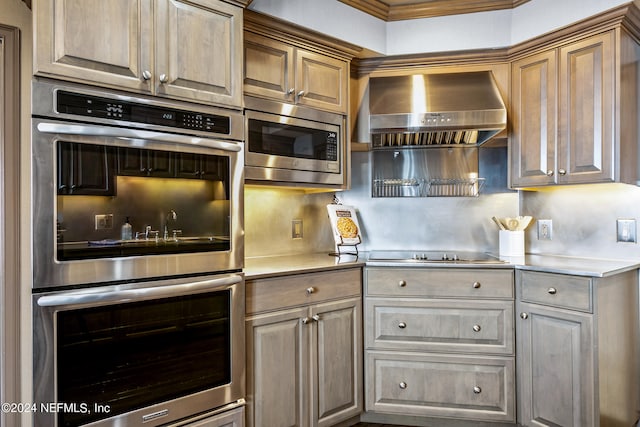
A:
[[56, 91, 231, 134]]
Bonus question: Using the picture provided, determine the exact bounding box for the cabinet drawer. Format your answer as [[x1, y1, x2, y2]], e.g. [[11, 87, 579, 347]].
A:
[[246, 268, 362, 314], [366, 351, 515, 422], [519, 271, 592, 312], [174, 406, 244, 427], [366, 299, 514, 354], [366, 268, 513, 299]]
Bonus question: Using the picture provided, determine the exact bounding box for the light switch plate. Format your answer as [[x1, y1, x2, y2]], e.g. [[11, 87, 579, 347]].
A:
[[617, 219, 636, 243]]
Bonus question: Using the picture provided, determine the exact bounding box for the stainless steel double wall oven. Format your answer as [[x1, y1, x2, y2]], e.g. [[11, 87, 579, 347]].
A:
[[31, 80, 245, 427]]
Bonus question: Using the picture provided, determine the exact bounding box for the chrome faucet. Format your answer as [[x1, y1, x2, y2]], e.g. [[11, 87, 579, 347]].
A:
[[164, 209, 178, 240]]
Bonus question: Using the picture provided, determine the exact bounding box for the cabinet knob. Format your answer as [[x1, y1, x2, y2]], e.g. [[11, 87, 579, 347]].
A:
[[472, 324, 482, 332], [547, 287, 557, 295], [558, 169, 567, 176], [297, 90, 305, 98], [473, 386, 482, 394], [302, 317, 311, 324], [399, 381, 407, 389], [472, 281, 481, 289], [312, 314, 320, 322], [287, 88, 295, 95], [159, 73, 169, 83], [398, 280, 407, 287], [546, 170, 554, 177], [142, 70, 152, 80], [398, 322, 407, 329], [306, 287, 316, 295], [520, 312, 529, 319]]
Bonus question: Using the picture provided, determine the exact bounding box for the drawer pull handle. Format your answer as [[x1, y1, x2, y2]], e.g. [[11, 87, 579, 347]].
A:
[[520, 312, 529, 319], [548, 287, 557, 295], [399, 382, 407, 389], [312, 314, 320, 322], [398, 280, 407, 287], [302, 317, 311, 324], [473, 281, 481, 289], [398, 322, 407, 329], [473, 386, 482, 394], [472, 324, 482, 332], [306, 287, 315, 295]]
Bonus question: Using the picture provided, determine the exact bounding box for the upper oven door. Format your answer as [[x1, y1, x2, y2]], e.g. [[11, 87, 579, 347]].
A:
[[32, 119, 244, 289]]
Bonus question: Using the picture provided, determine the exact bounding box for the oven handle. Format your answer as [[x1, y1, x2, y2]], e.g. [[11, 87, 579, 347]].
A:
[[36, 274, 243, 308], [36, 121, 242, 152]]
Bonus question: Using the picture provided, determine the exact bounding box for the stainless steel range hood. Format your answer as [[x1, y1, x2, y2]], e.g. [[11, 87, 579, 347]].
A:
[[369, 71, 506, 147]]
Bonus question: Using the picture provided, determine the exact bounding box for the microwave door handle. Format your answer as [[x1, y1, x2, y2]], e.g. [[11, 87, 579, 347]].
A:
[[36, 122, 242, 153], [36, 273, 243, 308]]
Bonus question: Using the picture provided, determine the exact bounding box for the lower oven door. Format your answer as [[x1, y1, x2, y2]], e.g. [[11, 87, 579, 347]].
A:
[[32, 273, 244, 427]]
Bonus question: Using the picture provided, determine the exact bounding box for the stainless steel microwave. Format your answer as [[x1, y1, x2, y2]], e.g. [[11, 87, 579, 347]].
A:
[[244, 97, 345, 186]]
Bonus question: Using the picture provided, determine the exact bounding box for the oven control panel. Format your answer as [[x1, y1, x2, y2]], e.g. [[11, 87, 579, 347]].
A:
[[56, 91, 231, 134]]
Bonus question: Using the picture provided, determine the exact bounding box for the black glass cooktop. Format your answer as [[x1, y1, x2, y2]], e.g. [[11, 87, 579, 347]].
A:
[[368, 250, 505, 264]]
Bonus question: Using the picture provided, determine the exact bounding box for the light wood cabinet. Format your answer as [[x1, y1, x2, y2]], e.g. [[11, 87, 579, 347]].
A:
[[245, 268, 362, 427], [516, 269, 639, 427], [511, 28, 640, 187], [34, 0, 243, 109], [172, 406, 244, 427], [244, 31, 349, 114], [364, 267, 515, 423]]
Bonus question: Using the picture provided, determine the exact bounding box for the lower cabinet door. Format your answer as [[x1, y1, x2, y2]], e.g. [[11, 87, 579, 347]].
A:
[[246, 307, 308, 427], [313, 298, 362, 427], [366, 351, 515, 422], [517, 302, 594, 427]]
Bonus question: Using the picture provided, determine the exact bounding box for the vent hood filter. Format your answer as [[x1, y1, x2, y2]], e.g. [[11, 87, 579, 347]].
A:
[[369, 71, 506, 147]]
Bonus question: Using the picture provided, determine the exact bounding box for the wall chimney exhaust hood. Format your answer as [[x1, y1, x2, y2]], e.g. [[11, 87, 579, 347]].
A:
[[369, 71, 507, 147]]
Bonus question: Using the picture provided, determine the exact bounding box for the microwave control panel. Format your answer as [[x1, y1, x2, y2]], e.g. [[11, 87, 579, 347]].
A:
[[326, 132, 338, 161], [55, 91, 231, 134]]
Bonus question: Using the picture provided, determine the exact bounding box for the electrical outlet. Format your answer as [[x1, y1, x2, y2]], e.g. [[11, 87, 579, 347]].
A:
[[537, 219, 553, 240], [617, 219, 637, 243], [95, 214, 114, 230], [291, 219, 303, 239]]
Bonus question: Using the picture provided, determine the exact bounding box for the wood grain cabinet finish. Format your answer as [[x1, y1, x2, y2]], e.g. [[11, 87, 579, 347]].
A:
[[364, 267, 515, 424], [516, 270, 640, 427], [34, 0, 243, 109], [511, 29, 640, 187], [367, 351, 515, 422], [175, 406, 244, 427], [244, 32, 349, 114], [245, 268, 363, 427]]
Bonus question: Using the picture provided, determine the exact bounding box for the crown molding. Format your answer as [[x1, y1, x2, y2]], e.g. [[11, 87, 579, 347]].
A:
[[339, 0, 529, 21]]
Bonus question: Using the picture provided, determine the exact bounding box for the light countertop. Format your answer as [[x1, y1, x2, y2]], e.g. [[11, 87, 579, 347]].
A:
[[244, 252, 364, 279], [244, 251, 640, 279]]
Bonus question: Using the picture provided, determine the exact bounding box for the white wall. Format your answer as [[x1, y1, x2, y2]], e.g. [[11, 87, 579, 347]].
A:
[[247, 0, 387, 54], [249, 0, 631, 55]]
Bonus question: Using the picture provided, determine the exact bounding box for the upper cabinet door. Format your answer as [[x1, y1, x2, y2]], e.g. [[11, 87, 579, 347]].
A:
[[511, 50, 558, 187], [155, 0, 243, 108], [295, 49, 348, 114], [558, 32, 615, 184], [244, 32, 296, 102], [34, 0, 153, 92]]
